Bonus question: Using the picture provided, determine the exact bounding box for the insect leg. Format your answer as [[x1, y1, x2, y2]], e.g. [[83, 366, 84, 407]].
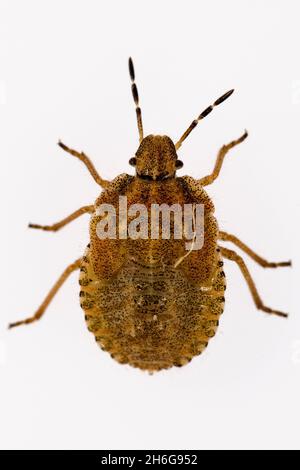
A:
[[58, 141, 110, 189], [9, 258, 82, 328], [199, 130, 248, 186], [219, 231, 291, 268], [219, 246, 288, 318], [29, 205, 94, 232]]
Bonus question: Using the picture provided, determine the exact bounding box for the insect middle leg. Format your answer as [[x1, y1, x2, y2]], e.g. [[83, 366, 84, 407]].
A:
[[58, 141, 110, 189], [9, 258, 82, 328], [219, 246, 288, 318], [29, 205, 94, 232], [199, 130, 248, 186], [219, 231, 291, 268]]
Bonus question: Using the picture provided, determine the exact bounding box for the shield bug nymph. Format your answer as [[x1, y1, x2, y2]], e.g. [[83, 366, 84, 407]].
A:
[[10, 58, 291, 372]]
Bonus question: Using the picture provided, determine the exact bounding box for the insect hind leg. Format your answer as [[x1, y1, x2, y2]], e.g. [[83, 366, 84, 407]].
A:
[[220, 246, 288, 318], [9, 258, 82, 328]]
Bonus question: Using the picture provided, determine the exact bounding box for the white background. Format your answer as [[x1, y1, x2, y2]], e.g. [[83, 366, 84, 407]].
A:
[[0, 0, 299, 450]]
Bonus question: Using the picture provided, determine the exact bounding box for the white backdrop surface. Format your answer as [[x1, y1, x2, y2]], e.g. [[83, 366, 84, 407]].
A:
[[0, 0, 299, 450]]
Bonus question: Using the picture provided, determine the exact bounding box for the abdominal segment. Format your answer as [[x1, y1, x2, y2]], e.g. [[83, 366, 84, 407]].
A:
[[79, 248, 226, 372]]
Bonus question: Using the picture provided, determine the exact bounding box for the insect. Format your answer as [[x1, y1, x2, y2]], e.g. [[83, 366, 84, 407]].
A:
[[10, 58, 291, 372]]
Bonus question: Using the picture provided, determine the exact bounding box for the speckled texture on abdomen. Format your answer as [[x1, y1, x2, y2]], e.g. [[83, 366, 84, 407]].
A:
[[79, 247, 226, 372]]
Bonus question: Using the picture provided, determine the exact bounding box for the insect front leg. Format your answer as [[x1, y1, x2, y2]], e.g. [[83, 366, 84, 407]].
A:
[[29, 205, 94, 232], [219, 246, 288, 318], [199, 130, 248, 186], [219, 231, 291, 268], [9, 258, 82, 328], [58, 141, 110, 189]]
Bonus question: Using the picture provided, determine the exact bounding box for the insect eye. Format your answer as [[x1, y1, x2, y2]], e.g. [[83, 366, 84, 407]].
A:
[[129, 157, 137, 166], [175, 160, 183, 169]]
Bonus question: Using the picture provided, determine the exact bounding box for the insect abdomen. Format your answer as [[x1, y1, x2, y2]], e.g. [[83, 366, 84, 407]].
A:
[[79, 248, 226, 372]]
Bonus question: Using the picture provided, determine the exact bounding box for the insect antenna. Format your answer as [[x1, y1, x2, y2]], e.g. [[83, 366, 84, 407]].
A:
[[128, 57, 144, 143], [175, 89, 234, 150]]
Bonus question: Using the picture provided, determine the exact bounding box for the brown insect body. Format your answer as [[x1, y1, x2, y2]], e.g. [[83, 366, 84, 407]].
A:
[[80, 144, 225, 370], [10, 58, 291, 373]]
